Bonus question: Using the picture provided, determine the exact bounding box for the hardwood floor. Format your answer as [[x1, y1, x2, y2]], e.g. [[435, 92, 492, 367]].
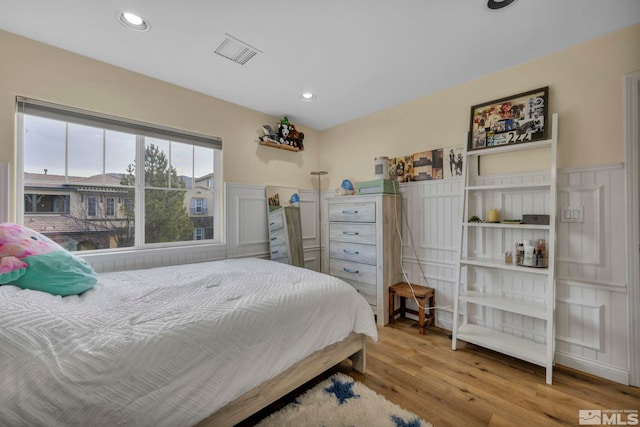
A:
[[238, 319, 640, 426]]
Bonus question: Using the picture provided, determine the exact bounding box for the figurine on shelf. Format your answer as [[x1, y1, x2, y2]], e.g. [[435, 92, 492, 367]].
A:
[[259, 117, 305, 151], [277, 117, 291, 145], [335, 179, 354, 196], [259, 124, 279, 144], [287, 122, 305, 150]]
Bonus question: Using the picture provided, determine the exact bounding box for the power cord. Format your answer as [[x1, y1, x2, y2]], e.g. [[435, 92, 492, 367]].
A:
[[391, 180, 452, 312]]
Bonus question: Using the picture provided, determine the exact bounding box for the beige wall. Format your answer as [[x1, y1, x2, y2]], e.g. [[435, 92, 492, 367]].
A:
[[319, 24, 640, 189], [0, 30, 321, 221], [2, 25, 640, 214]]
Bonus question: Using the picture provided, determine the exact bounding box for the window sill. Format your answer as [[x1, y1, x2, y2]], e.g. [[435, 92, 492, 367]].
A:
[[80, 242, 227, 273]]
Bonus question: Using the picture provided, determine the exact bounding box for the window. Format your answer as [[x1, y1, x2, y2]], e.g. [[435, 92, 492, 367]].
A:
[[191, 197, 207, 215], [24, 194, 70, 213], [17, 98, 222, 252], [87, 197, 98, 217], [106, 197, 116, 217], [194, 227, 205, 240]]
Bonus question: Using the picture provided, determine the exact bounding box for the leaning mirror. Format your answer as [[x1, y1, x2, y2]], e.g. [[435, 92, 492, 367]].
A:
[[266, 186, 304, 267]]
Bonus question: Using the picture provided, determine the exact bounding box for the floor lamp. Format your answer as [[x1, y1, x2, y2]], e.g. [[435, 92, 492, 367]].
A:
[[310, 171, 328, 272]]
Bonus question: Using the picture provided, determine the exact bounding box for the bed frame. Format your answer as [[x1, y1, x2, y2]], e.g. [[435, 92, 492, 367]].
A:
[[195, 332, 367, 427]]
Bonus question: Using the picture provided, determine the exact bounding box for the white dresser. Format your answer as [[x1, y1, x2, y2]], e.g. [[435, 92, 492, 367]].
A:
[[327, 194, 402, 325]]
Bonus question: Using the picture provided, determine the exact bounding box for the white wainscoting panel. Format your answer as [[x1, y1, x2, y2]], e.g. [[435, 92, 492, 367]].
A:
[[396, 164, 630, 384], [225, 184, 318, 268], [555, 164, 629, 383], [225, 183, 269, 259], [556, 185, 603, 265], [299, 189, 320, 271], [556, 299, 604, 351], [398, 179, 462, 331]]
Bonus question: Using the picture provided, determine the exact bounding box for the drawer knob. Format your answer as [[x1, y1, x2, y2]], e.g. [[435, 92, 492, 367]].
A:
[[343, 231, 359, 235], [342, 210, 359, 214], [343, 249, 359, 254], [343, 268, 359, 274], [270, 237, 277, 241], [272, 250, 279, 254]]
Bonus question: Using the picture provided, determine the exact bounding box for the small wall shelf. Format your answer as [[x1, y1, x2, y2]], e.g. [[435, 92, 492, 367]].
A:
[[259, 140, 300, 152]]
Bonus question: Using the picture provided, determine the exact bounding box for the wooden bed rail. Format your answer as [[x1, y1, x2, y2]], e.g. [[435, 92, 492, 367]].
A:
[[195, 332, 366, 427]]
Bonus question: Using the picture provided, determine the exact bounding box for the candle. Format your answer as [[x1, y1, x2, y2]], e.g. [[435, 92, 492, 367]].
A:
[[488, 209, 499, 222]]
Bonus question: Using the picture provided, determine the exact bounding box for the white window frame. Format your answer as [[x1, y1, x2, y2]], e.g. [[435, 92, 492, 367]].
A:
[[16, 97, 223, 253]]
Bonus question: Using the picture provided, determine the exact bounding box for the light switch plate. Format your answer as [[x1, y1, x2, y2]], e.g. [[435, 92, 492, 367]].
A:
[[560, 206, 584, 223]]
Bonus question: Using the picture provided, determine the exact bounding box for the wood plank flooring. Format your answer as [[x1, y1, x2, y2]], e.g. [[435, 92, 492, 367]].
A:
[[237, 319, 640, 426]]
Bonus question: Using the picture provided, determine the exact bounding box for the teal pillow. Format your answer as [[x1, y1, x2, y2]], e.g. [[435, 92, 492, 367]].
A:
[[0, 257, 28, 285], [0, 223, 97, 296], [13, 251, 97, 296]]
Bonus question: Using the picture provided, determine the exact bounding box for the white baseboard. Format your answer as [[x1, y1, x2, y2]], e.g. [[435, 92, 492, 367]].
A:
[[555, 352, 629, 385]]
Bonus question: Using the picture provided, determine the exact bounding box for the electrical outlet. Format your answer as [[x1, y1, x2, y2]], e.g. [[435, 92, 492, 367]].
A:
[[560, 206, 584, 223]]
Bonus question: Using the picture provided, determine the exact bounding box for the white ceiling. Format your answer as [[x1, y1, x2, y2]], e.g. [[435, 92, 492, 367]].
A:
[[1, 0, 639, 130]]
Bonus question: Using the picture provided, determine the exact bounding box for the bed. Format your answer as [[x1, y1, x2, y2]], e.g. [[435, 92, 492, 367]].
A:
[[0, 257, 378, 427]]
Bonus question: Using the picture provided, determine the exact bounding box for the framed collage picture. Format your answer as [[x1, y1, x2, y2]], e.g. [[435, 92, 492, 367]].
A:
[[468, 87, 548, 151]]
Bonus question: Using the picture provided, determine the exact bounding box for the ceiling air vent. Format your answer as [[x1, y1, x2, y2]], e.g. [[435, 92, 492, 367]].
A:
[[214, 33, 261, 65]]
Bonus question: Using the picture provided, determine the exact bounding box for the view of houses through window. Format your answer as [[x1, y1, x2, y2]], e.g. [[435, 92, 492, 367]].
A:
[[19, 101, 220, 252]]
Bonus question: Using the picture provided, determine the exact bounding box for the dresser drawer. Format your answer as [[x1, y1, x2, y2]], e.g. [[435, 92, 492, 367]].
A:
[[268, 211, 285, 232], [329, 202, 376, 223], [270, 243, 288, 260], [329, 241, 377, 265], [329, 223, 376, 245], [269, 228, 286, 246], [342, 279, 377, 307], [330, 259, 376, 286]]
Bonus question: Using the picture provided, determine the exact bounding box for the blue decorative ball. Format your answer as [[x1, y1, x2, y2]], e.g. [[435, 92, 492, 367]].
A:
[[341, 180, 354, 191]]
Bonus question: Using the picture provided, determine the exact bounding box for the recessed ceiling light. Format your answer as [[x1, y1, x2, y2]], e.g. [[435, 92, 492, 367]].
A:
[[117, 11, 150, 32], [299, 92, 316, 101]]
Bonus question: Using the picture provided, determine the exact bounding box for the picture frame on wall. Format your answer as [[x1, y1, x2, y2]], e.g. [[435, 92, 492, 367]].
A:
[[445, 147, 464, 179], [468, 86, 548, 151]]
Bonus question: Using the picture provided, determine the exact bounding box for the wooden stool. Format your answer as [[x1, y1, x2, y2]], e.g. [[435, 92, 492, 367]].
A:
[[389, 282, 435, 335]]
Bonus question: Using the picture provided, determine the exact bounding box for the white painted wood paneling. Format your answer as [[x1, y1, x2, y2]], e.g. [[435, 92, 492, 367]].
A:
[[397, 164, 630, 384], [227, 185, 319, 269], [398, 179, 462, 331], [624, 69, 640, 387], [299, 189, 320, 270], [225, 182, 269, 259], [555, 164, 629, 384]]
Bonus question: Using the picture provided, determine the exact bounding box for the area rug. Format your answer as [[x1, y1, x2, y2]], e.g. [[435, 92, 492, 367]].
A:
[[256, 372, 431, 427]]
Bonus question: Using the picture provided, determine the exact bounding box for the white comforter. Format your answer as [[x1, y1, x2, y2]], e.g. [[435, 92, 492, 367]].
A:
[[0, 258, 377, 427]]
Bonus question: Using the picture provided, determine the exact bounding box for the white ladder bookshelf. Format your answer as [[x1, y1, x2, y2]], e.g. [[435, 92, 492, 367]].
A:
[[451, 113, 558, 385]]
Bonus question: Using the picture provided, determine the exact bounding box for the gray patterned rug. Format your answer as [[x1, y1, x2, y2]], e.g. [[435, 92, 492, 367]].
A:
[[256, 373, 431, 427]]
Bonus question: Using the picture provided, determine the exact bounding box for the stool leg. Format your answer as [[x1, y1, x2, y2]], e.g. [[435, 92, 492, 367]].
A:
[[427, 295, 435, 327], [389, 292, 395, 325], [418, 297, 426, 335]]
